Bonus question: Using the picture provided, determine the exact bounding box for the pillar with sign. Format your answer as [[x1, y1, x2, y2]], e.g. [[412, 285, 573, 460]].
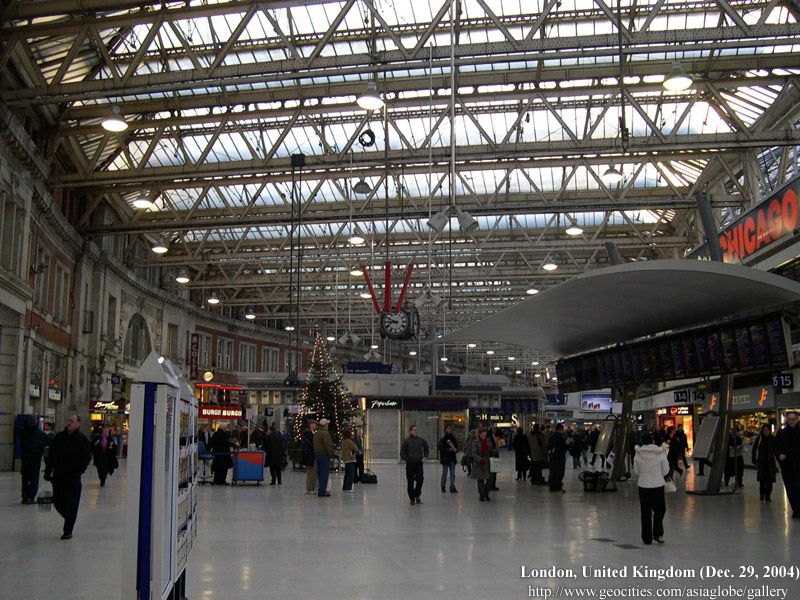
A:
[[122, 351, 198, 600]]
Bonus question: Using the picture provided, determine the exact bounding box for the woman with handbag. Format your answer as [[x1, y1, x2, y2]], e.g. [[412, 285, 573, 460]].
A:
[[633, 432, 670, 545], [91, 426, 118, 487], [470, 429, 492, 502], [752, 424, 778, 502]]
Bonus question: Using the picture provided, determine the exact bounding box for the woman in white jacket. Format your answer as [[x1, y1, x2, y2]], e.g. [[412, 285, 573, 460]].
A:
[[633, 432, 670, 545]]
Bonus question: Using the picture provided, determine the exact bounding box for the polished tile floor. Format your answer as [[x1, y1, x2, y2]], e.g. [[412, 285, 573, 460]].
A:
[[1, 458, 799, 600]]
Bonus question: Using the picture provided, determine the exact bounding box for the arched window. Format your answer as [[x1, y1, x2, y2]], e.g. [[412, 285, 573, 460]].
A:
[[123, 313, 151, 366]]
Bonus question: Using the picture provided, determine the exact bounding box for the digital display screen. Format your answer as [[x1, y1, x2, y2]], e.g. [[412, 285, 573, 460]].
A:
[[556, 314, 792, 393], [749, 322, 770, 368], [693, 334, 711, 375], [580, 392, 614, 412], [734, 326, 754, 370], [766, 318, 790, 368], [671, 339, 686, 379], [720, 329, 738, 371]]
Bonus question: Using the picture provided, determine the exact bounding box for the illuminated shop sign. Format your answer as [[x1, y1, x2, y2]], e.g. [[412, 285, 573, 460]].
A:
[[90, 400, 126, 414], [656, 406, 691, 417], [198, 405, 243, 420], [719, 174, 799, 263], [189, 333, 199, 379], [368, 399, 400, 409]]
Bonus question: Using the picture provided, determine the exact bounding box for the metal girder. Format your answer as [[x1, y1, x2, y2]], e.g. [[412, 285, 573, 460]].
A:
[[6, 23, 799, 105], [55, 130, 800, 188]]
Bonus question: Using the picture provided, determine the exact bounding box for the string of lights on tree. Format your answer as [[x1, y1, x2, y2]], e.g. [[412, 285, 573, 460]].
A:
[[292, 331, 356, 449]]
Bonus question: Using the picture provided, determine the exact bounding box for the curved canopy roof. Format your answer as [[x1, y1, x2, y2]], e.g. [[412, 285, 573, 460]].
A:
[[442, 259, 800, 357]]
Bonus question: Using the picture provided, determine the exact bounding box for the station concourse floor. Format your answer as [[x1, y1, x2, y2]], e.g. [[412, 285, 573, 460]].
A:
[[1, 459, 799, 600]]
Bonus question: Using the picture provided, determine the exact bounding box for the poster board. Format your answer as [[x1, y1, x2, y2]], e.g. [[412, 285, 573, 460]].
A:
[[692, 415, 719, 460]]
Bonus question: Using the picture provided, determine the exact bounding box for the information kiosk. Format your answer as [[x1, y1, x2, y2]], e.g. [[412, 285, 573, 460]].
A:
[[122, 352, 199, 600]]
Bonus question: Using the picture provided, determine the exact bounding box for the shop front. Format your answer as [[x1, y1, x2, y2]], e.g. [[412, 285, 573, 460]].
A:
[[655, 405, 697, 449], [89, 399, 129, 456], [363, 397, 469, 461], [702, 384, 777, 457]]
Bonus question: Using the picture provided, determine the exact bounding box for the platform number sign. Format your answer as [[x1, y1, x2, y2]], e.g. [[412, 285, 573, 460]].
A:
[[673, 390, 690, 404], [772, 373, 793, 391]]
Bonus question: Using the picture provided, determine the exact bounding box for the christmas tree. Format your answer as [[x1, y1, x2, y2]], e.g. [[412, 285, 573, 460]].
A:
[[293, 331, 355, 448]]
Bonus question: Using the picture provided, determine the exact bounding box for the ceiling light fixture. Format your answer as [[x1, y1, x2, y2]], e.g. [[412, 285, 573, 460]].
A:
[[206, 293, 220, 305], [131, 193, 156, 210], [440, 356, 448, 362], [151, 238, 168, 254], [101, 105, 128, 132], [356, 80, 384, 111], [532, 361, 539, 366], [486, 350, 495, 355], [244, 307, 256, 320], [359, 292, 372, 299], [526, 286, 539, 295], [493, 366, 501, 371], [175, 269, 190, 284], [542, 258, 558, 271], [427, 206, 479, 233], [565, 224, 583, 236], [409, 351, 417, 356], [534, 373, 541, 378], [285, 324, 295, 332], [352, 179, 372, 195], [348, 234, 365, 246], [602, 165, 623, 185], [371, 344, 379, 349], [326, 335, 336, 342], [663, 60, 692, 92], [467, 343, 477, 348], [515, 370, 522, 375], [350, 268, 364, 277], [508, 356, 515, 361]]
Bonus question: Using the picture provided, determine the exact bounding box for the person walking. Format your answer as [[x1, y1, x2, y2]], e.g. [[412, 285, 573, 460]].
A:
[[633, 432, 670, 545], [527, 424, 548, 486], [548, 424, 568, 493], [313, 418, 336, 497], [265, 425, 286, 485], [724, 422, 745, 489], [462, 430, 476, 476], [438, 425, 459, 493], [353, 429, 365, 483], [400, 425, 429, 505], [470, 429, 493, 502], [512, 426, 530, 480], [569, 428, 585, 470], [91, 426, 118, 487], [752, 424, 778, 502], [340, 430, 358, 492], [19, 415, 50, 504], [675, 423, 690, 471], [666, 427, 683, 481], [209, 425, 233, 485], [486, 424, 500, 491], [775, 411, 800, 518], [43, 414, 91, 540], [589, 426, 600, 466], [302, 420, 318, 494]]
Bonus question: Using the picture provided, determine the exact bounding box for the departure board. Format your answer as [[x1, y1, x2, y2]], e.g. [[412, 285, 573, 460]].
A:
[[556, 313, 793, 393]]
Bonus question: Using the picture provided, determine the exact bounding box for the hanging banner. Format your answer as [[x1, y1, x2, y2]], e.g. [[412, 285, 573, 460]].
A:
[[190, 333, 199, 380]]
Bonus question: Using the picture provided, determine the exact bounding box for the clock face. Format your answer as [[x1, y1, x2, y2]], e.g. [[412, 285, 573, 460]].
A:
[[380, 310, 413, 339]]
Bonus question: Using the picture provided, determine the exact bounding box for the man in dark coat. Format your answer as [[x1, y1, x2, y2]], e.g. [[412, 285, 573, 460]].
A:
[[265, 425, 287, 485], [19, 415, 50, 504], [548, 424, 568, 493], [302, 420, 318, 494], [438, 424, 459, 493], [209, 425, 233, 485], [400, 425, 430, 504], [44, 414, 91, 539], [511, 426, 530, 480], [776, 411, 800, 518]]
